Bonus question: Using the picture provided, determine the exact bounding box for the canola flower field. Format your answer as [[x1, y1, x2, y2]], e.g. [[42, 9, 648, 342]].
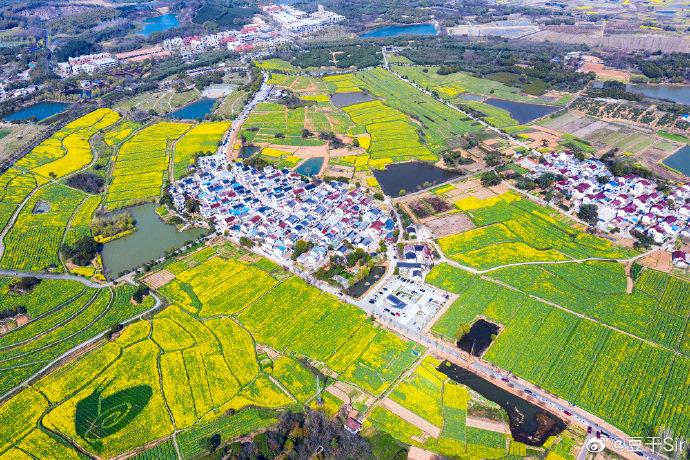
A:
[[105, 122, 191, 210], [0, 243, 428, 459], [438, 191, 637, 269], [172, 121, 231, 180], [425, 262, 690, 441]]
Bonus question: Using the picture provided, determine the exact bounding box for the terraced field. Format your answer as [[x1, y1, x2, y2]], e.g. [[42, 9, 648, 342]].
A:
[[426, 262, 690, 441], [438, 191, 637, 269], [105, 122, 191, 210]]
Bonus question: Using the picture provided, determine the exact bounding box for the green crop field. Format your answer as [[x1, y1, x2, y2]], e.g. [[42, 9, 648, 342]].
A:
[[438, 191, 636, 269], [392, 65, 560, 105], [366, 356, 507, 459], [0, 184, 87, 272], [173, 121, 231, 179], [352, 68, 482, 152], [240, 102, 353, 146], [425, 263, 690, 441], [105, 122, 190, 210], [0, 279, 154, 396]]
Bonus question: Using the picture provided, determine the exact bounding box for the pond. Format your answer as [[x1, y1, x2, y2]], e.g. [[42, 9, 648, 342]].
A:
[[438, 362, 567, 446], [459, 94, 484, 102], [4, 101, 71, 122], [626, 83, 690, 105], [169, 98, 217, 120], [373, 162, 461, 197], [485, 98, 559, 124], [331, 92, 375, 108], [346, 266, 386, 298], [457, 319, 500, 357], [294, 157, 324, 176], [239, 145, 261, 159], [140, 13, 179, 37], [101, 204, 206, 279], [663, 145, 690, 176], [360, 23, 438, 38]]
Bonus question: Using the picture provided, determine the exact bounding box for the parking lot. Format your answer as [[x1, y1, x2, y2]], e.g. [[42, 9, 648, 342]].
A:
[[365, 275, 450, 332]]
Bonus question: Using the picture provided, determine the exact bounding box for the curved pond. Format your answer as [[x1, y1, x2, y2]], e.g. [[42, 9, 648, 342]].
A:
[[295, 157, 324, 176], [663, 145, 690, 176], [626, 84, 690, 105], [361, 23, 438, 38], [5, 101, 71, 122], [485, 98, 559, 124], [141, 13, 179, 37], [169, 98, 217, 120], [102, 204, 206, 279], [439, 362, 567, 446], [373, 162, 461, 197]]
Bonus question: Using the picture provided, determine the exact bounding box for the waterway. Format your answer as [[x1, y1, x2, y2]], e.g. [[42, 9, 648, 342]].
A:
[[626, 83, 690, 105], [360, 23, 438, 38], [457, 319, 500, 357], [101, 204, 206, 279], [438, 363, 567, 446], [663, 145, 690, 176], [294, 157, 324, 176], [485, 98, 559, 124], [169, 98, 217, 120], [373, 162, 461, 197], [4, 101, 70, 122], [140, 13, 179, 37]]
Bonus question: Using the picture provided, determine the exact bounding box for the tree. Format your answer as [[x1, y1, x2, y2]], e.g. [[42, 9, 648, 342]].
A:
[[480, 171, 501, 187], [484, 151, 504, 167], [208, 433, 221, 453], [239, 236, 254, 248], [536, 172, 556, 189], [292, 240, 313, 260], [62, 236, 101, 266], [132, 286, 150, 303], [578, 204, 598, 225]]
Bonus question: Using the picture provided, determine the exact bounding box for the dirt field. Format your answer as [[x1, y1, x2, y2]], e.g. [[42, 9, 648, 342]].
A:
[[142, 270, 175, 289], [638, 250, 672, 273], [424, 213, 475, 238]]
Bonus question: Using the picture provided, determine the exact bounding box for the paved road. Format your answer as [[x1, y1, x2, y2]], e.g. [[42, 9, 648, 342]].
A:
[[223, 72, 272, 161], [0, 269, 110, 288]]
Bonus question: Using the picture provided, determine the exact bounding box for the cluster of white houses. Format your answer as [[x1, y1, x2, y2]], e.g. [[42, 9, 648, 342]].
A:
[[170, 155, 395, 269], [261, 4, 346, 36], [162, 18, 286, 56], [517, 151, 690, 252]]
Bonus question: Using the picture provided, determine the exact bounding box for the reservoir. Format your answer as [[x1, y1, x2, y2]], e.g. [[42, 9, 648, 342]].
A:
[[169, 98, 217, 120], [663, 145, 690, 176], [626, 84, 690, 105], [373, 161, 461, 197], [294, 157, 324, 176], [485, 98, 558, 124], [361, 23, 438, 38], [140, 14, 179, 37], [438, 362, 567, 446], [101, 204, 206, 278], [5, 101, 70, 122]]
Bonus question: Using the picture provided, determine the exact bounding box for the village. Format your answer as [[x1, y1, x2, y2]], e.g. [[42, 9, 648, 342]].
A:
[[516, 151, 690, 265], [170, 153, 396, 271]]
